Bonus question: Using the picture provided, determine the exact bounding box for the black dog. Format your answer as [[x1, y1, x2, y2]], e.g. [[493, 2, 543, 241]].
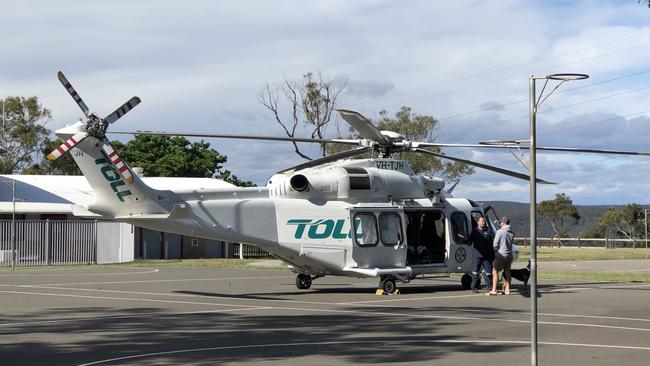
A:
[[510, 260, 531, 288]]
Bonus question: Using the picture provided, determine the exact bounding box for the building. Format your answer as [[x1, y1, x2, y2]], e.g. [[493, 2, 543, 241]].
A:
[[0, 174, 231, 265]]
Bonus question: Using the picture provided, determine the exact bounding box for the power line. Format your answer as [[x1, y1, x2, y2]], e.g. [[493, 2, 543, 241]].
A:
[[539, 109, 650, 137], [490, 84, 650, 125], [355, 38, 650, 111], [353, 33, 649, 105], [437, 69, 650, 121]]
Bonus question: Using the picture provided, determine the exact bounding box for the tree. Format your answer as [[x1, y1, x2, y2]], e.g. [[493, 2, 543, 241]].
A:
[[376, 107, 474, 181], [22, 137, 83, 175], [538, 193, 580, 246], [598, 204, 645, 247], [0, 96, 51, 174], [112, 135, 255, 187], [259, 72, 346, 160]]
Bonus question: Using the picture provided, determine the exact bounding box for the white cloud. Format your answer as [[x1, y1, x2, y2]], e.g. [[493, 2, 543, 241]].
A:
[[1, 0, 649, 204]]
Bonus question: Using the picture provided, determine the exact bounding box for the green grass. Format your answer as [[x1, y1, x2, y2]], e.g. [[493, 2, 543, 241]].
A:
[[538, 271, 650, 282], [125, 259, 286, 269], [3, 249, 650, 282], [516, 247, 649, 262]]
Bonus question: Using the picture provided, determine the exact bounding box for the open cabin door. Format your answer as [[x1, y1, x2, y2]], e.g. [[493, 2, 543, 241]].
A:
[[349, 207, 407, 269], [447, 211, 472, 273], [404, 209, 448, 266]]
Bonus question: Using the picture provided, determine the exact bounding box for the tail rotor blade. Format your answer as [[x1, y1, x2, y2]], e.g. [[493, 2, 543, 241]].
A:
[[104, 97, 141, 124], [57, 71, 91, 117], [100, 141, 134, 184], [47, 132, 89, 160]]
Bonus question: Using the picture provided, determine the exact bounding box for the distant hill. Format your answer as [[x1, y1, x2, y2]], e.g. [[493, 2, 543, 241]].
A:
[[478, 201, 648, 238]]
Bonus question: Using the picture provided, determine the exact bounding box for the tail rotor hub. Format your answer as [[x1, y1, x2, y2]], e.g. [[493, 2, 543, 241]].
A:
[[86, 114, 108, 139]]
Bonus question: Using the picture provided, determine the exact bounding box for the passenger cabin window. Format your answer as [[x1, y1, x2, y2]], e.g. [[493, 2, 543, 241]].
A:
[[353, 213, 378, 246], [379, 213, 402, 246], [451, 212, 469, 244]]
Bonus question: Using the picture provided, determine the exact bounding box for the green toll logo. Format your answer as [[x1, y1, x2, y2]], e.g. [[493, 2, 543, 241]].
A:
[[287, 219, 360, 239], [95, 157, 132, 202]]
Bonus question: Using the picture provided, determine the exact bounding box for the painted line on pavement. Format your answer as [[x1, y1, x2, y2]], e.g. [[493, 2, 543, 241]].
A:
[[76, 338, 650, 365]]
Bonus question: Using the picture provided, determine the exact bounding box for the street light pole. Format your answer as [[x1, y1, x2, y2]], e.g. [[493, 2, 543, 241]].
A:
[[528, 73, 588, 366], [528, 75, 538, 366], [11, 179, 15, 270]]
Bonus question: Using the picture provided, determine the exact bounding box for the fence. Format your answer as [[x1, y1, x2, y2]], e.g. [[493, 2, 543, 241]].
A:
[[516, 237, 649, 249], [0, 220, 133, 267], [232, 243, 273, 259]]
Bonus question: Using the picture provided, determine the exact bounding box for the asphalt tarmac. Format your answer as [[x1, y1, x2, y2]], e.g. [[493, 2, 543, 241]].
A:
[[1, 266, 649, 365]]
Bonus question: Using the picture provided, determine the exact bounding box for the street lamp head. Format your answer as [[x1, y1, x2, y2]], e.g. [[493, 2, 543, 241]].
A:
[[479, 139, 529, 146], [545, 73, 589, 81]]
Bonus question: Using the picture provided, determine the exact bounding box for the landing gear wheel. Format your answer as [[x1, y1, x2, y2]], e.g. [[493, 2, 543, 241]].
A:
[[461, 273, 472, 290], [296, 274, 312, 290], [380, 278, 397, 295]]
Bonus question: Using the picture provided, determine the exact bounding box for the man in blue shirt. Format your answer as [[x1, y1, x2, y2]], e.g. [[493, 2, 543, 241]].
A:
[[469, 216, 494, 293]]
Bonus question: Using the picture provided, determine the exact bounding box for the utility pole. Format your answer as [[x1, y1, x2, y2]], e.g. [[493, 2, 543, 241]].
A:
[[528, 73, 588, 366]]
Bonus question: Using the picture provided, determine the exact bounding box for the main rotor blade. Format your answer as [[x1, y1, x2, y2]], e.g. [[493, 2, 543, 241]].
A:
[[58, 71, 90, 117], [278, 146, 371, 173], [110, 130, 359, 145], [336, 109, 391, 146], [416, 142, 650, 156], [100, 140, 134, 184], [47, 131, 89, 160], [413, 148, 554, 184], [104, 97, 141, 124]]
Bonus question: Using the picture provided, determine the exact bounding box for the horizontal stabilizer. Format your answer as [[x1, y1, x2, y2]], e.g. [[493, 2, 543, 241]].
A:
[[72, 205, 103, 218], [115, 203, 191, 220]]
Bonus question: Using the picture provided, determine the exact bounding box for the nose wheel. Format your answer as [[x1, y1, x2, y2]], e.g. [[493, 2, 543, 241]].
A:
[[296, 274, 312, 290], [379, 276, 398, 295], [461, 273, 472, 290]]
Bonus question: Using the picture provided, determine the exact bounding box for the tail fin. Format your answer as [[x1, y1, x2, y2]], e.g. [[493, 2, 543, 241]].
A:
[[55, 122, 185, 219]]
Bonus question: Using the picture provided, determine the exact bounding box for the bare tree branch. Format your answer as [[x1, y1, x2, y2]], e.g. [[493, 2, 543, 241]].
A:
[[259, 72, 347, 160]]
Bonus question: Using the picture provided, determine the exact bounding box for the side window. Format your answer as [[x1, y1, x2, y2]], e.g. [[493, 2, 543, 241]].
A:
[[470, 211, 484, 230], [451, 212, 469, 244], [353, 213, 378, 247], [379, 213, 402, 246]]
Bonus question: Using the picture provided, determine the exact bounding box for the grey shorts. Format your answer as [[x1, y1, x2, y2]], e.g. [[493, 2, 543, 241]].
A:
[[493, 254, 513, 272]]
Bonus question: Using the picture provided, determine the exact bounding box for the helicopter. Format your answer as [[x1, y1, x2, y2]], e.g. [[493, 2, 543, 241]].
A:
[[49, 71, 650, 294]]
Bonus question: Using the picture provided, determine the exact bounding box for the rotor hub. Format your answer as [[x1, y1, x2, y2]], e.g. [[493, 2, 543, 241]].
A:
[[85, 114, 108, 139]]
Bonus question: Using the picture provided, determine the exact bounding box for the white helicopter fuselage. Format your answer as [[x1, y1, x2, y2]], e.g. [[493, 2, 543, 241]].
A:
[[58, 121, 493, 284]]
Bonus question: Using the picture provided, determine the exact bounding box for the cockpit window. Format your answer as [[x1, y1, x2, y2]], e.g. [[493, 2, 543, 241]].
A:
[[451, 211, 469, 244], [470, 211, 484, 229]]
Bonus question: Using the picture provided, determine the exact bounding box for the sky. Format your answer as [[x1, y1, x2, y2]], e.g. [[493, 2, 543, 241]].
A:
[[1, 0, 649, 205]]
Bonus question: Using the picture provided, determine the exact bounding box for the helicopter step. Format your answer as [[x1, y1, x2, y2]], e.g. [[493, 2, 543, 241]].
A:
[[342, 266, 412, 279], [342, 267, 411, 295]]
